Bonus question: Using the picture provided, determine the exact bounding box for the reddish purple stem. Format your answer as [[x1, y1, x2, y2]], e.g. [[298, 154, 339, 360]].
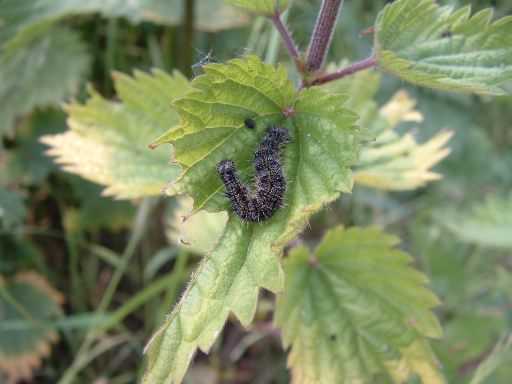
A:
[[306, 0, 344, 72], [271, 12, 300, 62], [310, 56, 377, 86]]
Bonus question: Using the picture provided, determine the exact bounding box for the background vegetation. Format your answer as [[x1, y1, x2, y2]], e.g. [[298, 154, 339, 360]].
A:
[[1, 0, 511, 383]]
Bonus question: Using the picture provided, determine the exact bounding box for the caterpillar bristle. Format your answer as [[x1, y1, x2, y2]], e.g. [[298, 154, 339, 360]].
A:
[[217, 125, 289, 222]]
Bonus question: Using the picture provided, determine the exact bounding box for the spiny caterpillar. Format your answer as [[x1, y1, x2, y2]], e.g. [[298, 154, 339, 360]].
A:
[[217, 126, 290, 222]]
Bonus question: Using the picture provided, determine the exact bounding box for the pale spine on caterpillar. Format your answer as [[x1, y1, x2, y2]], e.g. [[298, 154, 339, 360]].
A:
[[217, 126, 290, 222]]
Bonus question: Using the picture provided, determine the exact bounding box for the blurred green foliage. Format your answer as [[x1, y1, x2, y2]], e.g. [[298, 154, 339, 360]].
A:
[[0, 1, 511, 383]]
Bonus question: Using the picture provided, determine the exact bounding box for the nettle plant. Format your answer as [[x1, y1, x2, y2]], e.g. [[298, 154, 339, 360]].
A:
[[43, 0, 512, 382]]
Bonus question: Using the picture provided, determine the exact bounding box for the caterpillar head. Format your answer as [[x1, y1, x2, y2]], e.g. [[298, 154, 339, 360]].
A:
[[266, 126, 290, 146], [217, 159, 236, 175]]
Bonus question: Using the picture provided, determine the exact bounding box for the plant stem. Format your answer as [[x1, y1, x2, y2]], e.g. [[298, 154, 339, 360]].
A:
[[309, 55, 377, 86], [104, 18, 118, 93], [306, 0, 344, 72], [270, 11, 300, 64], [58, 198, 155, 384], [182, 0, 195, 77]]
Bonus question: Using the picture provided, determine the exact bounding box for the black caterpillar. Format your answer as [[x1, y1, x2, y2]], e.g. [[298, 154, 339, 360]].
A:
[[217, 126, 290, 222]]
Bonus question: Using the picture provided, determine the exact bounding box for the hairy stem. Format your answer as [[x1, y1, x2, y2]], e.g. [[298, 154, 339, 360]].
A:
[[310, 55, 377, 86], [270, 11, 300, 64], [306, 0, 344, 72]]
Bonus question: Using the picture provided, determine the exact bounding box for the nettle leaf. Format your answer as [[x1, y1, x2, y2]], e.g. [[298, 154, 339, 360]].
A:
[[166, 197, 228, 255], [441, 193, 512, 249], [275, 226, 443, 384], [143, 55, 361, 383], [328, 71, 453, 191], [355, 90, 453, 191], [225, 0, 288, 16], [0, 272, 64, 384], [375, 0, 512, 95], [42, 70, 190, 199], [0, 26, 89, 136], [1, 111, 65, 186]]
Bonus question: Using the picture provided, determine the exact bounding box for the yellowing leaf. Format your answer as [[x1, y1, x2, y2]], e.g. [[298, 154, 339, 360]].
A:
[[42, 70, 191, 199], [275, 227, 443, 384], [355, 90, 453, 191], [380, 90, 424, 127], [143, 55, 362, 384], [0, 272, 64, 384], [375, 0, 512, 95]]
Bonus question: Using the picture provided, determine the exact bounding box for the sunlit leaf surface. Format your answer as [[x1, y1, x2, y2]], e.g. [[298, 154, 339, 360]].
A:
[[275, 226, 443, 384], [42, 70, 190, 199], [143, 55, 362, 384], [375, 0, 512, 95]]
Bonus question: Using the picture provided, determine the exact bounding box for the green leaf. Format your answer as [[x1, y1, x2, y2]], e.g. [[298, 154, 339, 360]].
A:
[[166, 197, 228, 255], [375, 0, 512, 95], [0, 272, 63, 383], [42, 69, 190, 199], [275, 226, 443, 384], [0, 26, 89, 136], [0, 238, 44, 275], [225, 0, 288, 15], [144, 55, 361, 384], [0, 0, 248, 46], [1, 111, 65, 185], [440, 193, 512, 249], [144, 217, 286, 384], [0, 188, 26, 230], [328, 71, 453, 191]]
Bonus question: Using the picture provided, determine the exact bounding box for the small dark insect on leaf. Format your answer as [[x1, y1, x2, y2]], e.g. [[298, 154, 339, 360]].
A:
[[244, 118, 256, 129], [441, 30, 452, 38], [217, 126, 290, 222], [191, 50, 217, 77]]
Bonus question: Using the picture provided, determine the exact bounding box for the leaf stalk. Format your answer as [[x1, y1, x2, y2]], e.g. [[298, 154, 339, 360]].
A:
[[310, 55, 377, 86], [270, 11, 301, 66]]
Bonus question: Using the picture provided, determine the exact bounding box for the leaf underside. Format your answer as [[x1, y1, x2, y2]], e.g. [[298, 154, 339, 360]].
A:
[[275, 226, 444, 384], [42, 70, 189, 199], [375, 0, 512, 95], [143, 55, 362, 384], [355, 90, 453, 191], [328, 71, 453, 191]]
